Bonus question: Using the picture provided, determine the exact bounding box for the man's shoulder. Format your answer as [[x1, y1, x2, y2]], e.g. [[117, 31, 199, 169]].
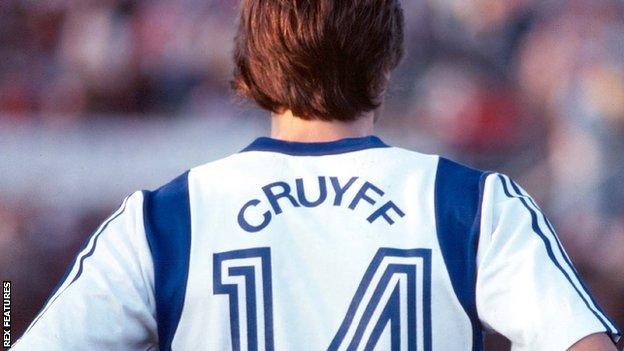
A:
[[376, 146, 491, 180], [435, 156, 491, 180], [145, 147, 495, 198], [146, 153, 246, 194]]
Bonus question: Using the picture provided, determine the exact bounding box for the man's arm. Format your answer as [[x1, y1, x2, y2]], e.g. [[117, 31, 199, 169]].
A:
[[12, 192, 157, 350], [569, 333, 617, 351], [476, 174, 621, 350]]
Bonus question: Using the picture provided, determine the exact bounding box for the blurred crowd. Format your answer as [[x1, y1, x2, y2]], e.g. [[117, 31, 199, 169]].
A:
[[1, 0, 624, 348], [0, 0, 238, 119]]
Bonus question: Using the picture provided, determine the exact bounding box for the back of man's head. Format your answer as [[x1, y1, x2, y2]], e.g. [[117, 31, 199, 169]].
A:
[[232, 0, 405, 121]]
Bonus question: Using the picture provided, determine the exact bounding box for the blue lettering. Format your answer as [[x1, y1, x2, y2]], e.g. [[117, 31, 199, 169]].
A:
[[262, 181, 300, 215], [367, 201, 405, 225], [296, 177, 327, 208], [238, 199, 272, 233], [349, 182, 384, 210], [330, 177, 358, 206], [239, 177, 405, 232]]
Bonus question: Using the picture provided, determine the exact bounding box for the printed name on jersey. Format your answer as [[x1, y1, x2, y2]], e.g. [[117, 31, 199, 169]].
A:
[[237, 176, 406, 232]]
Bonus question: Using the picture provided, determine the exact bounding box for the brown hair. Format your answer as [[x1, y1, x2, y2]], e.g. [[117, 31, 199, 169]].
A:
[[232, 0, 405, 121]]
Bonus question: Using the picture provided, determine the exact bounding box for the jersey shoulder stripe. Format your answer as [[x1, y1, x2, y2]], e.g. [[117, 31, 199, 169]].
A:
[[23, 196, 130, 335], [434, 158, 490, 351], [143, 172, 192, 351], [498, 174, 620, 338]]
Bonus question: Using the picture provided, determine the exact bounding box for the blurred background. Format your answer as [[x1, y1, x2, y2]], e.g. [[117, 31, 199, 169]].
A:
[[1, 0, 623, 349]]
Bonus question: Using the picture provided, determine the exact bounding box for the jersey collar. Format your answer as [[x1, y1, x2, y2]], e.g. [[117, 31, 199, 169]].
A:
[[241, 135, 389, 156]]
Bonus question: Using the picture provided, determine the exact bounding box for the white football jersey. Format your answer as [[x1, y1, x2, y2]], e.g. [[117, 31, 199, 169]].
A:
[[14, 136, 621, 351]]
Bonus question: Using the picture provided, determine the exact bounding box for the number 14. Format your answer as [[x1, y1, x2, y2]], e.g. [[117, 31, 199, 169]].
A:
[[213, 248, 432, 351]]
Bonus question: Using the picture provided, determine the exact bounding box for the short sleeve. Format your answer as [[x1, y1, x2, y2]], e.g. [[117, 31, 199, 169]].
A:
[[12, 192, 158, 351], [476, 174, 621, 350]]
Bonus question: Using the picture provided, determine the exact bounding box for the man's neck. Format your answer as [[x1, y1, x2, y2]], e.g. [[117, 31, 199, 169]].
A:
[[270, 110, 375, 142]]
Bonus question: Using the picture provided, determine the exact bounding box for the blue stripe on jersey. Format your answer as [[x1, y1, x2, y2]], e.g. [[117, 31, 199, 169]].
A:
[[500, 175, 621, 337], [25, 196, 129, 335], [508, 178, 620, 335], [434, 158, 489, 351], [143, 172, 192, 351], [240, 135, 389, 156]]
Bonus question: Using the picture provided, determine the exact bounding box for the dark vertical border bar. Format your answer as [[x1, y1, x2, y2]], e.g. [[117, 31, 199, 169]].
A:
[[434, 158, 490, 351], [143, 171, 192, 351]]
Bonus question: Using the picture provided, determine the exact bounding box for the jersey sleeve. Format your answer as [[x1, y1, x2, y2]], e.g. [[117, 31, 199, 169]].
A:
[[12, 191, 158, 351], [476, 174, 621, 350]]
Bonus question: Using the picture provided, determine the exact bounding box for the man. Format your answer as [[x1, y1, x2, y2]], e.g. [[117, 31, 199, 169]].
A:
[[14, 0, 620, 350]]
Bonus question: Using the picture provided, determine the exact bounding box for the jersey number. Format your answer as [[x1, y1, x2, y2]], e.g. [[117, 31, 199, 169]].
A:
[[214, 248, 432, 351]]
